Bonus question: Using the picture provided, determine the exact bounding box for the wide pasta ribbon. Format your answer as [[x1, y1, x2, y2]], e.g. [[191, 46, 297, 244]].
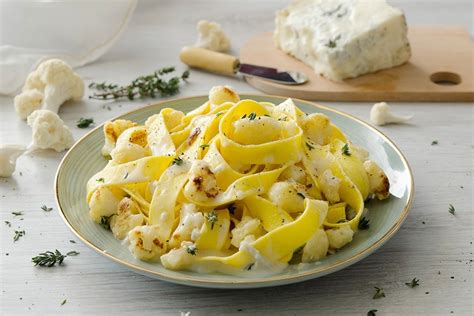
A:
[[184, 165, 287, 207], [197, 199, 326, 269], [304, 141, 364, 230], [86, 155, 173, 201], [219, 100, 303, 165]]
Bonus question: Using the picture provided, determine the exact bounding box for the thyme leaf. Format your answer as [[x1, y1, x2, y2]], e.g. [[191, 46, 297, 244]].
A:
[[41, 205, 53, 212], [341, 143, 351, 156], [186, 245, 198, 256], [373, 287, 386, 299], [358, 217, 370, 230], [206, 211, 218, 230], [76, 118, 94, 128], [172, 157, 184, 166]]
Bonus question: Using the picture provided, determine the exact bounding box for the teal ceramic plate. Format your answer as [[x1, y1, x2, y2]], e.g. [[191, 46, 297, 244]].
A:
[[55, 95, 414, 289]]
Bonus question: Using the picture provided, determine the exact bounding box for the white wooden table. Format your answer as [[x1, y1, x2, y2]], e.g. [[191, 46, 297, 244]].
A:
[[1, 1, 472, 315]]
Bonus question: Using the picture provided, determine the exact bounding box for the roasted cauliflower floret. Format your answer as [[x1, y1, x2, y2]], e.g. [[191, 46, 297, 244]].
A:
[[184, 160, 220, 202], [279, 163, 306, 184], [169, 204, 205, 248], [364, 160, 390, 200], [161, 241, 196, 270], [268, 181, 308, 213], [88, 186, 125, 223], [110, 127, 148, 164], [102, 119, 138, 156], [231, 216, 264, 248], [326, 225, 354, 249], [208, 85, 240, 107], [300, 113, 333, 145], [319, 169, 341, 204], [110, 198, 145, 240], [128, 225, 166, 261], [232, 115, 282, 145], [302, 229, 329, 262]]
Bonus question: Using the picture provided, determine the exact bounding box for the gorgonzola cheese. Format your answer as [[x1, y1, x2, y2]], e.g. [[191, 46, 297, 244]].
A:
[[274, 0, 411, 81]]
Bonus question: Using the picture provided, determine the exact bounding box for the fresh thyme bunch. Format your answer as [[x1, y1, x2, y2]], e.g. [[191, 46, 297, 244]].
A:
[[89, 67, 189, 101]]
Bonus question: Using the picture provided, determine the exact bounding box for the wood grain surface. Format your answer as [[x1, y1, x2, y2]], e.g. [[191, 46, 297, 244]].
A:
[[0, 0, 472, 315], [240, 28, 474, 102]]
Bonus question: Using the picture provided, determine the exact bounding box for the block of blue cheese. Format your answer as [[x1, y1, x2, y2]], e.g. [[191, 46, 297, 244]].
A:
[[274, 0, 411, 81]]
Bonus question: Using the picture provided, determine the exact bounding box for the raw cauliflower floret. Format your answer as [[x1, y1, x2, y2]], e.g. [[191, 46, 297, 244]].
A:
[[110, 197, 145, 240], [102, 119, 138, 156], [319, 169, 341, 204], [231, 216, 264, 248], [88, 186, 126, 223], [27, 109, 74, 152], [370, 102, 413, 126], [14, 59, 84, 119], [279, 163, 306, 184], [14, 89, 43, 119], [208, 85, 240, 107], [364, 160, 390, 200], [184, 160, 220, 202], [268, 181, 308, 213], [128, 225, 166, 261], [233, 115, 282, 145], [300, 113, 333, 145], [326, 225, 354, 249], [161, 241, 196, 270], [195, 20, 231, 52], [0, 144, 26, 177], [169, 204, 205, 248], [302, 229, 329, 262]]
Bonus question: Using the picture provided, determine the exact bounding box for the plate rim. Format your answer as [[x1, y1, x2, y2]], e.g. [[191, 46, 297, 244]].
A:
[[54, 94, 415, 288]]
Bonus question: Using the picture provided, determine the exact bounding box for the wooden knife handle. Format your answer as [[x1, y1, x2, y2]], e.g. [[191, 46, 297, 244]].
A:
[[180, 47, 239, 76]]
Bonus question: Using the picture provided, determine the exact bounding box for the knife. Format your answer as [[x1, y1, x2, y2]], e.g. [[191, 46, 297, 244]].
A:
[[180, 47, 308, 85]]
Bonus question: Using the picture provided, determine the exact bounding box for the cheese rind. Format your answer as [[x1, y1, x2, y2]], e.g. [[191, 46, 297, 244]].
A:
[[274, 0, 411, 81]]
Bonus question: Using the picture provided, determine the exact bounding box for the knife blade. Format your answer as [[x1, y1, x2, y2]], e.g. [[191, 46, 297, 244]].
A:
[[180, 47, 308, 85], [238, 63, 307, 85]]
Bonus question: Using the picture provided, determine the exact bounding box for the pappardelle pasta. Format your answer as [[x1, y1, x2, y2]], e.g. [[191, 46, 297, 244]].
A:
[[86, 86, 390, 276]]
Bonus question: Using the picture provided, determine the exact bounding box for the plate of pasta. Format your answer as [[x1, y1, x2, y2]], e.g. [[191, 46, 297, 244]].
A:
[[55, 86, 413, 288]]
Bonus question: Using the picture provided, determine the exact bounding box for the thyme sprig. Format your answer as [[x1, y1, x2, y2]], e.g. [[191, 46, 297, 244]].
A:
[[405, 277, 420, 288], [89, 67, 189, 101], [13, 230, 26, 242], [32, 250, 67, 267], [448, 204, 455, 215]]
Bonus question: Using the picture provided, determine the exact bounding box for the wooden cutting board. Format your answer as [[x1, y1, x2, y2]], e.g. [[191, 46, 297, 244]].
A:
[[240, 27, 474, 102]]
